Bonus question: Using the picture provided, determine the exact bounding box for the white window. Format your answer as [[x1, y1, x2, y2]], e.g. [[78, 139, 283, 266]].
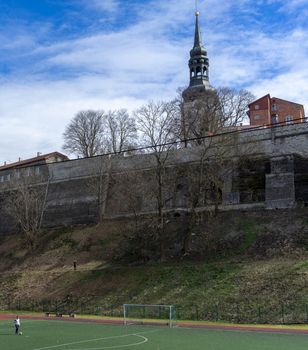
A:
[[15, 170, 21, 179], [285, 115, 293, 125], [254, 114, 261, 120], [272, 104, 278, 111], [254, 105, 260, 110], [0, 176, 4, 183], [35, 167, 40, 175], [271, 114, 278, 124], [5, 174, 10, 182]]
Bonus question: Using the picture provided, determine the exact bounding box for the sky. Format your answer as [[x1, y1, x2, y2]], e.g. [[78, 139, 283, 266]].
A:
[[0, 0, 308, 163]]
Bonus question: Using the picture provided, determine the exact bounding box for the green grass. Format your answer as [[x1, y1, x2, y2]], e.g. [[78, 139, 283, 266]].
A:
[[239, 221, 257, 252], [1, 318, 308, 350]]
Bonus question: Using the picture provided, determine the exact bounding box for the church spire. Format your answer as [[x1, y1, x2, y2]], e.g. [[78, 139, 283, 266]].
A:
[[182, 9, 214, 102], [194, 11, 202, 48], [181, 7, 216, 142]]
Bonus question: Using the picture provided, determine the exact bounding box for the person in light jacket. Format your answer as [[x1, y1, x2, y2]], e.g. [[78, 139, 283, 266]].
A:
[[14, 316, 20, 335]]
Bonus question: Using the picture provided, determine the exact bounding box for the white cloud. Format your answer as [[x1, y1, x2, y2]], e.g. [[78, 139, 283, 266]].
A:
[[81, 0, 119, 13], [0, 78, 145, 162], [250, 70, 308, 107], [267, 0, 308, 11]]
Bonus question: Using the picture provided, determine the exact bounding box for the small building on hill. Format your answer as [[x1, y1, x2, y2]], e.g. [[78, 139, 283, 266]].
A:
[[0, 152, 68, 184], [248, 94, 305, 127]]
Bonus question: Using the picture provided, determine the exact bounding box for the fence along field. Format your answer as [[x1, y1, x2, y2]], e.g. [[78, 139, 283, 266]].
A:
[[2, 297, 308, 324], [1, 318, 308, 350]]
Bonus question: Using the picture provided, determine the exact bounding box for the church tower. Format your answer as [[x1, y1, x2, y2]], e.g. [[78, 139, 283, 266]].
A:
[[182, 10, 214, 102], [181, 10, 217, 141]]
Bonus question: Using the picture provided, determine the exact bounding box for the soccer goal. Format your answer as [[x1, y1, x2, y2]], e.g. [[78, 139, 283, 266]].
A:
[[123, 304, 176, 327]]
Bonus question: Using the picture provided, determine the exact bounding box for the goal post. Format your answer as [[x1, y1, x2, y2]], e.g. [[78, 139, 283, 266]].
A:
[[123, 304, 176, 327]]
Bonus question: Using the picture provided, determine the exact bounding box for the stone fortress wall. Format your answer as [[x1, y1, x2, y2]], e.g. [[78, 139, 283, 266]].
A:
[[0, 123, 308, 233]]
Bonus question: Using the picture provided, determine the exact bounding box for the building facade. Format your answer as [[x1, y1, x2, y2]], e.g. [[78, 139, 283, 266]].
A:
[[0, 152, 68, 185], [248, 94, 305, 127]]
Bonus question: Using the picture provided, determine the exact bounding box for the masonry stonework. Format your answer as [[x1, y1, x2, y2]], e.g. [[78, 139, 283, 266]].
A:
[[1, 123, 308, 234]]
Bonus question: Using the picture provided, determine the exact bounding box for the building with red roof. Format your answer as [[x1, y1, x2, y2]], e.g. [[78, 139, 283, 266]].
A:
[[0, 152, 68, 184], [248, 94, 305, 127]]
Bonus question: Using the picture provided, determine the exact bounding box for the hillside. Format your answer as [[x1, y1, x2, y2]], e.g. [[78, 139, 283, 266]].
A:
[[0, 208, 308, 324]]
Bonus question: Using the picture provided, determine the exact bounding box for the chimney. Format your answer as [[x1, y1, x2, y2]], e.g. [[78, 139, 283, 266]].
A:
[[18, 157, 21, 162], [37, 152, 41, 157], [4, 161, 6, 165]]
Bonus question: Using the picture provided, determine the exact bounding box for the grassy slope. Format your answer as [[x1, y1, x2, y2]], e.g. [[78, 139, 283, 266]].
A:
[[0, 209, 308, 323]]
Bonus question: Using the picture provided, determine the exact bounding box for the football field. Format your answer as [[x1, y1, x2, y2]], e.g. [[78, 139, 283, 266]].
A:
[[1, 318, 308, 350]]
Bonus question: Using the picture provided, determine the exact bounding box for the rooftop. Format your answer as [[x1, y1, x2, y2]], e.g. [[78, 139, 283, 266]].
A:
[[0, 152, 69, 171]]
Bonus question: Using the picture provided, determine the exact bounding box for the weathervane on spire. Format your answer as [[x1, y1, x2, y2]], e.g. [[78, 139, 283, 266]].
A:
[[195, 0, 199, 16]]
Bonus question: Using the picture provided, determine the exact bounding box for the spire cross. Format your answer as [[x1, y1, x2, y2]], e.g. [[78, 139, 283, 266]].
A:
[[194, 5, 202, 47]]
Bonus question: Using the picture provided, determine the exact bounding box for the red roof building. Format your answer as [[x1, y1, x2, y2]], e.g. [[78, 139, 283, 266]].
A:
[[248, 94, 305, 127], [0, 152, 68, 172]]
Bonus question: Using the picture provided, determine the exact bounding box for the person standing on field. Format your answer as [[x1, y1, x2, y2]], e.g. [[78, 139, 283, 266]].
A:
[[14, 316, 20, 334]]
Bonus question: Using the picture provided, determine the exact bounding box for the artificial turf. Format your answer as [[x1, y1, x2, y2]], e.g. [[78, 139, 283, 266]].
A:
[[1, 318, 308, 350]]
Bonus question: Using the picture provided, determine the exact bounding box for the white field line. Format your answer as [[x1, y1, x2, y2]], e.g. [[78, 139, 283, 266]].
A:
[[0, 328, 12, 333], [0, 320, 39, 332], [64, 334, 148, 350], [32, 330, 159, 350]]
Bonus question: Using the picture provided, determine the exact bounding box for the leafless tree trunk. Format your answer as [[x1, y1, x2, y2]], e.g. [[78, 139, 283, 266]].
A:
[[135, 101, 179, 261], [5, 173, 50, 248], [87, 155, 112, 223], [118, 169, 145, 230], [181, 137, 235, 255]]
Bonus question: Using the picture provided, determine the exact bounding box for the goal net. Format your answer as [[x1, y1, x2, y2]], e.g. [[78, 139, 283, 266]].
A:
[[123, 304, 176, 327]]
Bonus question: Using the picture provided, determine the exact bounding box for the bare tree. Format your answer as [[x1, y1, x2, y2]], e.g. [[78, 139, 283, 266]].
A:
[[5, 171, 49, 248], [105, 109, 137, 153], [115, 168, 145, 229], [86, 155, 113, 223], [63, 109, 138, 158], [180, 140, 234, 255], [217, 87, 255, 127], [134, 101, 179, 260], [63, 110, 105, 157], [174, 86, 255, 254], [180, 87, 255, 144], [180, 125, 260, 256]]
